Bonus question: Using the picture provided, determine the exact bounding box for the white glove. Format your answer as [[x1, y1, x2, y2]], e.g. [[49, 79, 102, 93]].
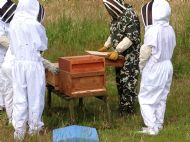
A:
[[139, 44, 152, 73], [41, 58, 59, 74], [104, 36, 112, 49], [0, 35, 9, 48], [115, 37, 132, 53]]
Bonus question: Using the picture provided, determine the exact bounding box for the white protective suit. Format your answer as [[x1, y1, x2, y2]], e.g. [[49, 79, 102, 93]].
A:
[[9, 0, 48, 140], [0, 21, 7, 109], [0, 0, 17, 118], [1, 47, 14, 122], [138, 0, 176, 135]]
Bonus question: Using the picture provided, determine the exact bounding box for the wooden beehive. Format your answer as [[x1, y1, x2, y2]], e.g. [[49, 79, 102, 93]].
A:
[[59, 55, 106, 97], [45, 63, 59, 90]]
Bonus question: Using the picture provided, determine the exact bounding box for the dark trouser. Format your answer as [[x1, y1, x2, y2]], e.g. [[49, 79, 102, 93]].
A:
[[115, 57, 139, 114]]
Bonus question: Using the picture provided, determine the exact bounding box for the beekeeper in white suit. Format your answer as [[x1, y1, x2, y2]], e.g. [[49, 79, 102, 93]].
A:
[[9, 0, 50, 140], [0, 21, 7, 111], [0, 0, 17, 111], [0, 1, 16, 125], [1, 48, 14, 123], [138, 0, 176, 135], [0, 0, 58, 126]]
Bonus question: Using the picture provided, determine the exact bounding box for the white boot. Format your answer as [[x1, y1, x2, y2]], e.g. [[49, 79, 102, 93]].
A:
[[156, 124, 163, 131], [137, 127, 159, 135], [14, 131, 25, 141], [0, 106, 3, 111]]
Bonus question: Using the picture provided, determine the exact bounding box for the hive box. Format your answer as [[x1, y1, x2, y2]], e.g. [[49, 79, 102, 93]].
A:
[[59, 55, 106, 97], [45, 63, 59, 90]]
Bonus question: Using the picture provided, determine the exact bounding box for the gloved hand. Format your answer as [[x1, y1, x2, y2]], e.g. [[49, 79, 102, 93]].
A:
[[139, 44, 152, 74], [0, 35, 9, 48], [48, 63, 59, 74], [98, 46, 108, 52], [42, 58, 59, 74], [107, 51, 119, 61]]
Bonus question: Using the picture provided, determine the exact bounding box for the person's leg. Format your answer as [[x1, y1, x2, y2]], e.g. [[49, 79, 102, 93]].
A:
[[155, 69, 173, 130], [2, 61, 13, 123], [27, 62, 45, 135], [118, 59, 139, 114], [115, 67, 123, 113], [138, 85, 164, 135], [2, 48, 15, 123], [12, 62, 28, 140], [0, 65, 5, 110]]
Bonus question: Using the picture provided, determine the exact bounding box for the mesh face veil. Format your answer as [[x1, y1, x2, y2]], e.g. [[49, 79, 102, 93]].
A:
[[141, 0, 171, 26], [37, 3, 45, 23], [0, 0, 17, 23], [103, 0, 126, 19], [141, 0, 154, 26]]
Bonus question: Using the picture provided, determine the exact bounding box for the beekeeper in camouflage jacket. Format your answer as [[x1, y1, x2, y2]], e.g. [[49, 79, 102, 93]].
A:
[[98, 0, 140, 115]]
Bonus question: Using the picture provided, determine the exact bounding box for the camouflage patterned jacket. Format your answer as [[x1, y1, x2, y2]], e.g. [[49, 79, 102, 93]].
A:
[[110, 4, 141, 57]]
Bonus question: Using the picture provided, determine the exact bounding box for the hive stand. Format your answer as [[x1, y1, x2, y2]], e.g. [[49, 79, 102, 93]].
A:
[[46, 55, 111, 124], [46, 84, 111, 124]]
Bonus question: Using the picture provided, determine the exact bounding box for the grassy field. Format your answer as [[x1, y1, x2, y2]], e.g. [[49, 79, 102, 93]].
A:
[[1, 0, 190, 141]]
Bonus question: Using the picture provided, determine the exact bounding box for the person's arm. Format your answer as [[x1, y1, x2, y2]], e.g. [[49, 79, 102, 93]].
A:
[[107, 9, 140, 61], [41, 57, 59, 74], [139, 44, 152, 73], [104, 35, 112, 49], [0, 35, 9, 48], [98, 36, 112, 52], [121, 9, 141, 46], [115, 37, 132, 53], [107, 37, 132, 61]]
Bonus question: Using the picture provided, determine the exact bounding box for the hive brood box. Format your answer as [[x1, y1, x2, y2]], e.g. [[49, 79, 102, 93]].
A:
[[58, 55, 106, 97]]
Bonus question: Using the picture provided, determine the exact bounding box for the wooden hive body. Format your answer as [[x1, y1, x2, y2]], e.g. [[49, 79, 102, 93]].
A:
[[58, 55, 106, 97]]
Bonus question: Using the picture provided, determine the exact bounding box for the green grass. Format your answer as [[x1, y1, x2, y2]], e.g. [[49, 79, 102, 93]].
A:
[[45, 16, 109, 61], [172, 9, 190, 78], [1, 1, 190, 141], [2, 75, 190, 142]]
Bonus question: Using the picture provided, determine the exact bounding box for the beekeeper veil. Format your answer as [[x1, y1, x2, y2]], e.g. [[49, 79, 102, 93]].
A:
[[103, 0, 127, 20], [14, 0, 45, 23], [0, 0, 16, 23], [141, 0, 175, 61], [10, 0, 47, 54], [141, 0, 171, 27]]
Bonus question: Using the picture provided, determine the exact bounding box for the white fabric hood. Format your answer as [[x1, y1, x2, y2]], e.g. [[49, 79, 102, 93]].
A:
[[9, 0, 48, 60], [141, 0, 171, 26], [0, 0, 7, 8], [14, 0, 39, 21], [153, 0, 171, 26], [14, 0, 44, 23], [141, 0, 176, 62]]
